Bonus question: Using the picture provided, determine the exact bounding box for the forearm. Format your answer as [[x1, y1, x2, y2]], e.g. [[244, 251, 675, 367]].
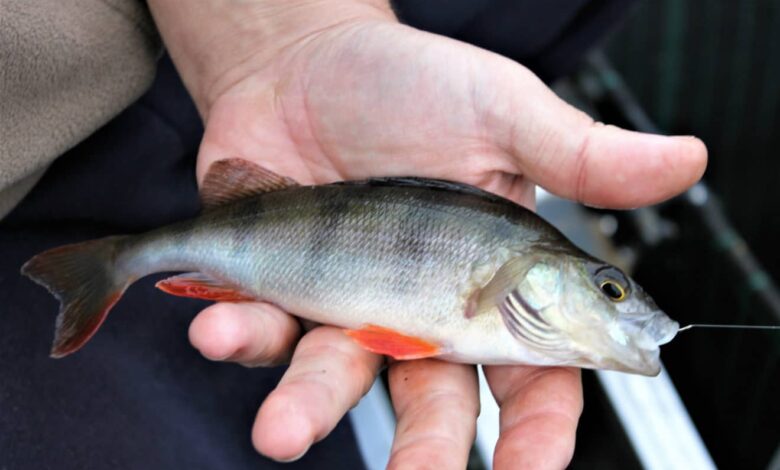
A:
[[147, 0, 396, 117]]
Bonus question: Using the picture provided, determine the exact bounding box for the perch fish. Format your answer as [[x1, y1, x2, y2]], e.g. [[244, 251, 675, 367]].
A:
[[21, 159, 680, 376]]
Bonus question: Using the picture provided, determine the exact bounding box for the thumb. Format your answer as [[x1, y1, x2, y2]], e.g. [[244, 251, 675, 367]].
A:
[[488, 64, 707, 209]]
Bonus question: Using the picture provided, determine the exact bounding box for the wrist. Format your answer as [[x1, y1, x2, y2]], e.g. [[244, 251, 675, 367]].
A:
[[148, 0, 397, 117]]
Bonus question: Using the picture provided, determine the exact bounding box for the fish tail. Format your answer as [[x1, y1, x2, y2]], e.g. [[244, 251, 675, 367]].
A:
[[21, 236, 132, 358]]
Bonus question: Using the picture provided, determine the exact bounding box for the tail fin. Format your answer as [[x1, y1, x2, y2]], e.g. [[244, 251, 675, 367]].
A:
[[21, 236, 130, 358]]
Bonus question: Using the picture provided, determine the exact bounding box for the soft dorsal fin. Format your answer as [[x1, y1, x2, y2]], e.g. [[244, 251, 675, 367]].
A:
[[201, 158, 300, 208], [332, 176, 508, 204]]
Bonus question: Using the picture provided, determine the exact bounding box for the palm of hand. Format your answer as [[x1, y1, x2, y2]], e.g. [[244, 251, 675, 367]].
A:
[[197, 22, 564, 200], [189, 20, 704, 469]]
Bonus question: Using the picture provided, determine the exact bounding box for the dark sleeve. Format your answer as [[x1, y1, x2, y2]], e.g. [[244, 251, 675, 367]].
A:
[[394, 0, 638, 82]]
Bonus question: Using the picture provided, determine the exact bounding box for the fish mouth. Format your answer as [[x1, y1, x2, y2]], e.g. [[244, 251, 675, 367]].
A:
[[641, 313, 680, 346], [616, 347, 662, 376], [600, 311, 678, 376], [621, 310, 680, 349], [575, 342, 662, 376]]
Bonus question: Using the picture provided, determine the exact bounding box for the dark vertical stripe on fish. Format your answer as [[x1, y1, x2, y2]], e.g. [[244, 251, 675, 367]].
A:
[[228, 197, 263, 259], [300, 190, 351, 291], [389, 196, 433, 294]]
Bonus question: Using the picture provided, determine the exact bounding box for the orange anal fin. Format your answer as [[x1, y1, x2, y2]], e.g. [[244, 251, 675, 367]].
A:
[[344, 324, 442, 360], [155, 273, 255, 302]]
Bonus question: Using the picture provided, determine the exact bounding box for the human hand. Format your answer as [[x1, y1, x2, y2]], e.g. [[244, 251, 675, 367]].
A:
[[149, 1, 706, 467]]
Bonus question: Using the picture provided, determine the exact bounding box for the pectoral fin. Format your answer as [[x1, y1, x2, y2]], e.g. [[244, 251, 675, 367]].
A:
[[472, 256, 534, 317], [156, 273, 255, 302], [344, 325, 442, 360]]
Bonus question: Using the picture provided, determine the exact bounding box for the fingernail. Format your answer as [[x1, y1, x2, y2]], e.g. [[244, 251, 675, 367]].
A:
[[672, 135, 702, 143], [195, 344, 234, 362], [275, 446, 311, 463]]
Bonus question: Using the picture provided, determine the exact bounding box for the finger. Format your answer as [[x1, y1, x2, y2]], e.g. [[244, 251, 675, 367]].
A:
[[528, 124, 707, 208], [252, 327, 383, 462], [484, 365, 583, 470], [188, 302, 301, 366], [483, 61, 707, 208], [386, 360, 479, 469]]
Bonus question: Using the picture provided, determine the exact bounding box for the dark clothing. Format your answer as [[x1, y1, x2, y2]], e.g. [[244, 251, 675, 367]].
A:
[[0, 57, 365, 470], [394, 0, 635, 81], [0, 2, 633, 468]]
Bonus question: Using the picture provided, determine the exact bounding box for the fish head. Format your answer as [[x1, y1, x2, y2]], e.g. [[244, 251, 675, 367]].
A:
[[501, 251, 678, 376]]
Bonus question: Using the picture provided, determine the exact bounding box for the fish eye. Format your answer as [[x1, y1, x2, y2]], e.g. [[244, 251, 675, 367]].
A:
[[586, 263, 631, 301], [600, 279, 627, 301]]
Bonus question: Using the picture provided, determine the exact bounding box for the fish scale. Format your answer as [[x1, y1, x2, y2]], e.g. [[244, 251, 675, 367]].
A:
[[21, 158, 680, 375], [196, 187, 509, 328], [110, 183, 524, 346]]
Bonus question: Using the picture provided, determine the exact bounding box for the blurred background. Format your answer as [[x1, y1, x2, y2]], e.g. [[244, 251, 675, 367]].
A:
[[589, 1, 780, 467], [353, 1, 780, 468]]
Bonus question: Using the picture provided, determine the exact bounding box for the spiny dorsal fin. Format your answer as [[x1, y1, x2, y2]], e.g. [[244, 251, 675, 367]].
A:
[[201, 158, 300, 208]]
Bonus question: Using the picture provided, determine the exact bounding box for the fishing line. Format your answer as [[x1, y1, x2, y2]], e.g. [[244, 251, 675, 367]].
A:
[[678, 324, 780, 332]]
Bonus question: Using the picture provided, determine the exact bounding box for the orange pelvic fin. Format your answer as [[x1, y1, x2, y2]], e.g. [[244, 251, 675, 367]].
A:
[[155, 273, 255, 302], [344, 324, 442, 360]]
